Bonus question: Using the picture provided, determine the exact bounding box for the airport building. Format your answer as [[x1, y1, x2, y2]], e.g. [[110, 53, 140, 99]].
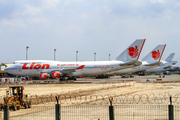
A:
[[0, 63, 12, 77]]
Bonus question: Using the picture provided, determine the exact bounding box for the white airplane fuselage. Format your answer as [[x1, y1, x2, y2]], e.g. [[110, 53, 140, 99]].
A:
[[5, 60, 140, 77]]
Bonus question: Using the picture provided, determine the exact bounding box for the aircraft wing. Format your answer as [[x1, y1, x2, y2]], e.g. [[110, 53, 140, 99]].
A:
[[60, 65, 85, 74], [40, 65, 85, 74]]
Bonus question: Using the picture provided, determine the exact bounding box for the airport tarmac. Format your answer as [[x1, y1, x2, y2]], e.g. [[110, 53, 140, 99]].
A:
[[78, 74, 180, 83], [0, 75, 180, 97]]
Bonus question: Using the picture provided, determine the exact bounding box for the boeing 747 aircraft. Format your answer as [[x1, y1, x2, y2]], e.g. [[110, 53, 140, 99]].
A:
[[5, 39, 146, 80]]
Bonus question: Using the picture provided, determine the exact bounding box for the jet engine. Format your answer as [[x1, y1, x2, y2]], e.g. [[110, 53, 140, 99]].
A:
[[40, 73, 50, 79], [40, 71, 63, 79], [52, 71, 61, 78]]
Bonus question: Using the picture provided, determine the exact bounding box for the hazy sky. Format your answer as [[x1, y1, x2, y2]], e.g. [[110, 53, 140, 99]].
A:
[[0, 0, 179, 66]]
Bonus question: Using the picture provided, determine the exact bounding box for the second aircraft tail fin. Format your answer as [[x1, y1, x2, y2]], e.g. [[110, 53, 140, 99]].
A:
[[142, 44, 166, 62]]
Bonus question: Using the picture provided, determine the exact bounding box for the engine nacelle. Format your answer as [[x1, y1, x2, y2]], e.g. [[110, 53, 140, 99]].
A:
[[40, 73, 49, 79], [52, 71, 61, 78]]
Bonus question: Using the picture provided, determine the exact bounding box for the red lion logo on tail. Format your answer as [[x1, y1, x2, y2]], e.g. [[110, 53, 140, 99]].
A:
[[128, 46, 139, 58], [151, 50, 160, 60]]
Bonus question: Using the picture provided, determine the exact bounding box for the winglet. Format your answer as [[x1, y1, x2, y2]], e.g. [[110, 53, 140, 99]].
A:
[[76, 65, 85, 69]]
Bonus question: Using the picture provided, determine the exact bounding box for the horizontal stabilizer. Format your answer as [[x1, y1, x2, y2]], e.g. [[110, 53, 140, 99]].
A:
[[115, 39, 146, 61], [145, 62, 162, 66], [164, 66, 172, 70], [119, 60, 142, 66]]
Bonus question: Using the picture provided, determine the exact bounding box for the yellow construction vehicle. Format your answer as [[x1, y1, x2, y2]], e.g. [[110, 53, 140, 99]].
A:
[[0, 86, 31, 111]]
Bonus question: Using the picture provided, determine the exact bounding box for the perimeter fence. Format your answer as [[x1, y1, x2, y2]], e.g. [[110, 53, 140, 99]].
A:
[[1, 92, 180, 105], [1, 93, 180, 120], [2, 92, 179, 105]]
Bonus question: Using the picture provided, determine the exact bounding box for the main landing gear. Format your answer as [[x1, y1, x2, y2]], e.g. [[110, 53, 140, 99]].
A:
[[60, 76, 77, 81]]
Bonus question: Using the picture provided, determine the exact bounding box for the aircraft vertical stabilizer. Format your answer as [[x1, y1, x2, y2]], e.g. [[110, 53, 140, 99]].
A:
[[115, 39, 146, 61], [142, 44, 166, 62], [165, 53, 175, 61]]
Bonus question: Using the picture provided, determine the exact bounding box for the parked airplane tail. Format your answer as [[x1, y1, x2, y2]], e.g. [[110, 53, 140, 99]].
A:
[[142, 44, 166, 62], [115, 39, 146, 61], [165, 53, 175, 61]]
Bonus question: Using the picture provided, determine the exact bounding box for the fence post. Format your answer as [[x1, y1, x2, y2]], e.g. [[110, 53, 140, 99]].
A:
[[109, 98, 114, 120], [4, 105, 9, 120], [55, 96, 60, 120], [169, 96, 174, 120]]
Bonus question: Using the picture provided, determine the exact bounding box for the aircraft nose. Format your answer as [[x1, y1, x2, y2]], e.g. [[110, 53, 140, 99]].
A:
[[4, 67, 11, 73], [4, 68, 8, 72]]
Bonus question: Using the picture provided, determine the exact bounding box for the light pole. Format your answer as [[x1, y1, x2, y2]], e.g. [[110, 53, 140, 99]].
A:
[[26, 46, 29, 60], [54, 49, 56, 61], [109, 54, 111, 61], [76, 51, 78, 61], [94, 53, 96, 61]]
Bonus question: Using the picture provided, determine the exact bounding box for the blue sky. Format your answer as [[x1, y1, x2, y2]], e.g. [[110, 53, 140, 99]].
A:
[[0, 0, 179, 66]]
